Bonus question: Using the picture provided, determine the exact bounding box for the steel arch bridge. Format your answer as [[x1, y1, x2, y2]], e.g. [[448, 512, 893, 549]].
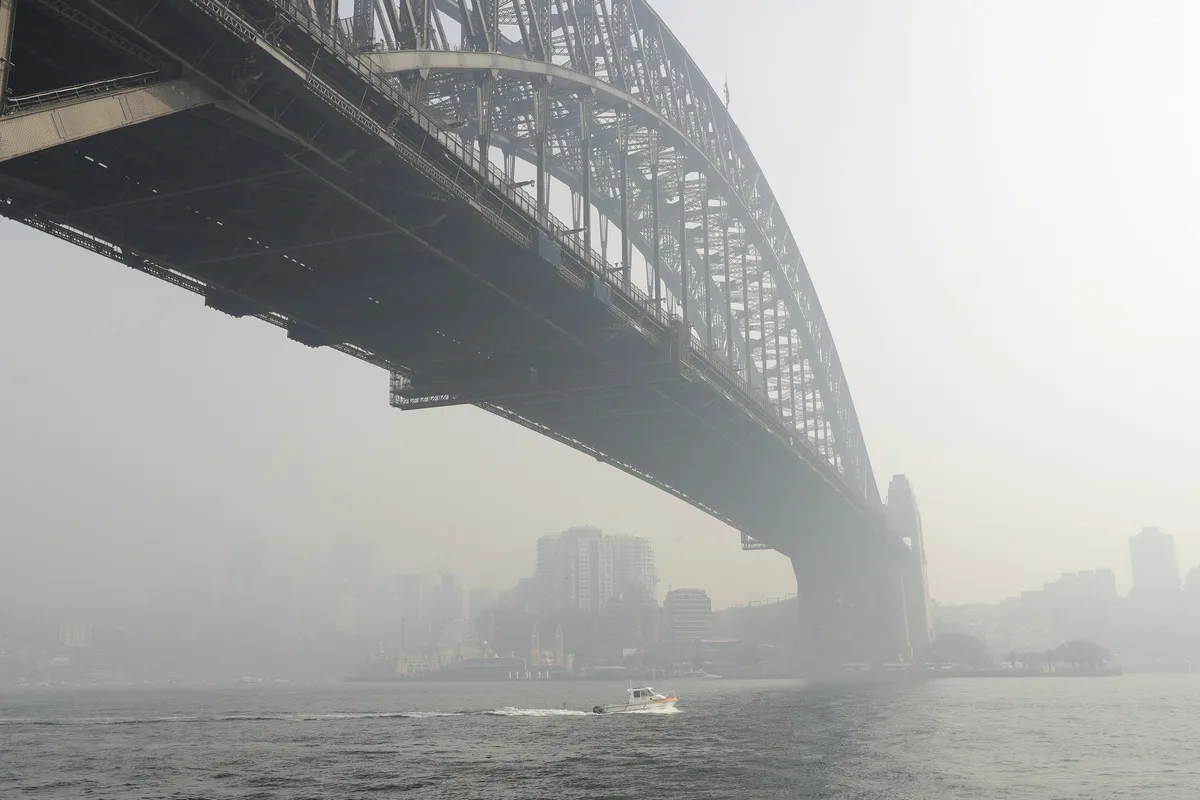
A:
[[354, 0, 880, 512], [0, 0, 930, 668]]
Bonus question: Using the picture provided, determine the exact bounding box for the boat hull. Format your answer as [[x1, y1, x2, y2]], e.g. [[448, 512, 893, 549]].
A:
[[593, 698, 678, 714]]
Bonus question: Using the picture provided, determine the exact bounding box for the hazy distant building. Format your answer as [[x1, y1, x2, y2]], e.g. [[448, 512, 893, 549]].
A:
[[1042, 568, 1118, 645], [394, 573, 431, 652], [328, 539, 373, 589], [329, 586, 357, 635], [1184, 567, 1200, 610], [220, 541, 274, 631], [58, 621, 91, 648], [663, 588, 713, 641], [615, 536, 658, 601], [536, 526, 615, 613], [535, 527, 657, 614], [1130, 527, 1180, 603], [432, 574, 464, 633], [468, 588, 495, 621]]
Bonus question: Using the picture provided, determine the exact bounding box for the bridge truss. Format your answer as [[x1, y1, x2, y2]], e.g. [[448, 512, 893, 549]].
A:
[[323, 0, 881, 510], [0, 0, 881, 523]]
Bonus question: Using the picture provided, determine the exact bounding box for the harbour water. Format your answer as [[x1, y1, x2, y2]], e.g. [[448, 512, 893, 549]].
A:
[[3, 675, 1198, 798]]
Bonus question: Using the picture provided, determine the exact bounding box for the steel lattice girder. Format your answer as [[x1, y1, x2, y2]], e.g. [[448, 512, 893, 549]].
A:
[[345, 0, 879, 507]]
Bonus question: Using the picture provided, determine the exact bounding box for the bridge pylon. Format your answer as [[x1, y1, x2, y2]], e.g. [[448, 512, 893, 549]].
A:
[[886, 475, 934, 664]]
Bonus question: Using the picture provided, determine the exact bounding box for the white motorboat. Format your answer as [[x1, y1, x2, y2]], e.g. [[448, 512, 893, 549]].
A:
[[591, 685, 679, 714]]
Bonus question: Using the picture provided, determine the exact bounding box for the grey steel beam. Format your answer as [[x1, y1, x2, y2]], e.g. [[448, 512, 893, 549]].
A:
[[701, 179, 711, 351], [619, 116, 630, 287], [0, 0, 15, 117], [723, 223, 733, 364], [757, 270, 767, 405], [366, 50, 668, 132], [739, 244, 751, 384], [677, 164, 687, 328], [774, 297, 784, 418], [534, 83, 547, 212], [352, 0, 374, 46], [650, 146, 660, 303], [396, 360, 684, 408], [0, 79, 214, 163], [787, 330, 798, 425], [580, 92, 591, 257]]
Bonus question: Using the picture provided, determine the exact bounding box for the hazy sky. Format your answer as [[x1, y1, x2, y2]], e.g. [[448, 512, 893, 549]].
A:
[[2, 0, 1197, 611]]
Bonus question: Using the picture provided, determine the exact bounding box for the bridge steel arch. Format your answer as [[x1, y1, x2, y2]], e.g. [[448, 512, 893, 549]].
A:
[[349, 0, 880, 511]]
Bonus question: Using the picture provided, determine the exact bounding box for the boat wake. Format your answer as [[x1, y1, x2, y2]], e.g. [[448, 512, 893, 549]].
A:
[[617, 704, 682, 715], [486, 707, 590, 717], [0, 712, 459, 725], [1, 708, 601, 726]]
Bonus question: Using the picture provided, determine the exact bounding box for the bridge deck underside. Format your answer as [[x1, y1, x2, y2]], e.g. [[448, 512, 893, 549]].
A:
[[0, 0, 869, 550]]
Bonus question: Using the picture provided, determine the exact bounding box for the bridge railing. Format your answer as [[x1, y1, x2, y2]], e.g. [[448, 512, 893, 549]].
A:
[[1, 70, 160, 115]]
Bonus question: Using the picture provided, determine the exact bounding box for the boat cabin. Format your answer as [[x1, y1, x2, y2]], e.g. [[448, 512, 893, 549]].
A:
[[629, 686, 666, 700]]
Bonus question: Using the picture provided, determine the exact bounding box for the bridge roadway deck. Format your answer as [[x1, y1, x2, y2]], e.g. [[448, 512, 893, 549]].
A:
[[0, 0, 884, 559]]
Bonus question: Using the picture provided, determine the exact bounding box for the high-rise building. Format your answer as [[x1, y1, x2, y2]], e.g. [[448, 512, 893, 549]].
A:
[[535, 534, 570, 612], [535, 527, 656, 614], [616, 536, 658, 601], [663, 588, 713, 641], [535, 526, 615, 613], [1130, 527, 1180, 603]]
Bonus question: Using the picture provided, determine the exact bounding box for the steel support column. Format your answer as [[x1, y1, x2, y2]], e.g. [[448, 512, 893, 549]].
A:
[[580, 92, 592, 258], [787, 328, 798, 425], [723, 224, 733, 365], [535, 84, 547, 214], [800, 357, 810, 437], [651, 150, 661, 304], [740, 244, 751, 383], [777, 299, 787, 418], [678, 164, 688, 328], [0, 0, 15, 117], [701, 180, 712, 351], [757, 269, 768, 402], [619, 118, 630, 287], [476, 73, 494, 175], [777, 297, 787, 417], [352, 0, 374, 46]]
